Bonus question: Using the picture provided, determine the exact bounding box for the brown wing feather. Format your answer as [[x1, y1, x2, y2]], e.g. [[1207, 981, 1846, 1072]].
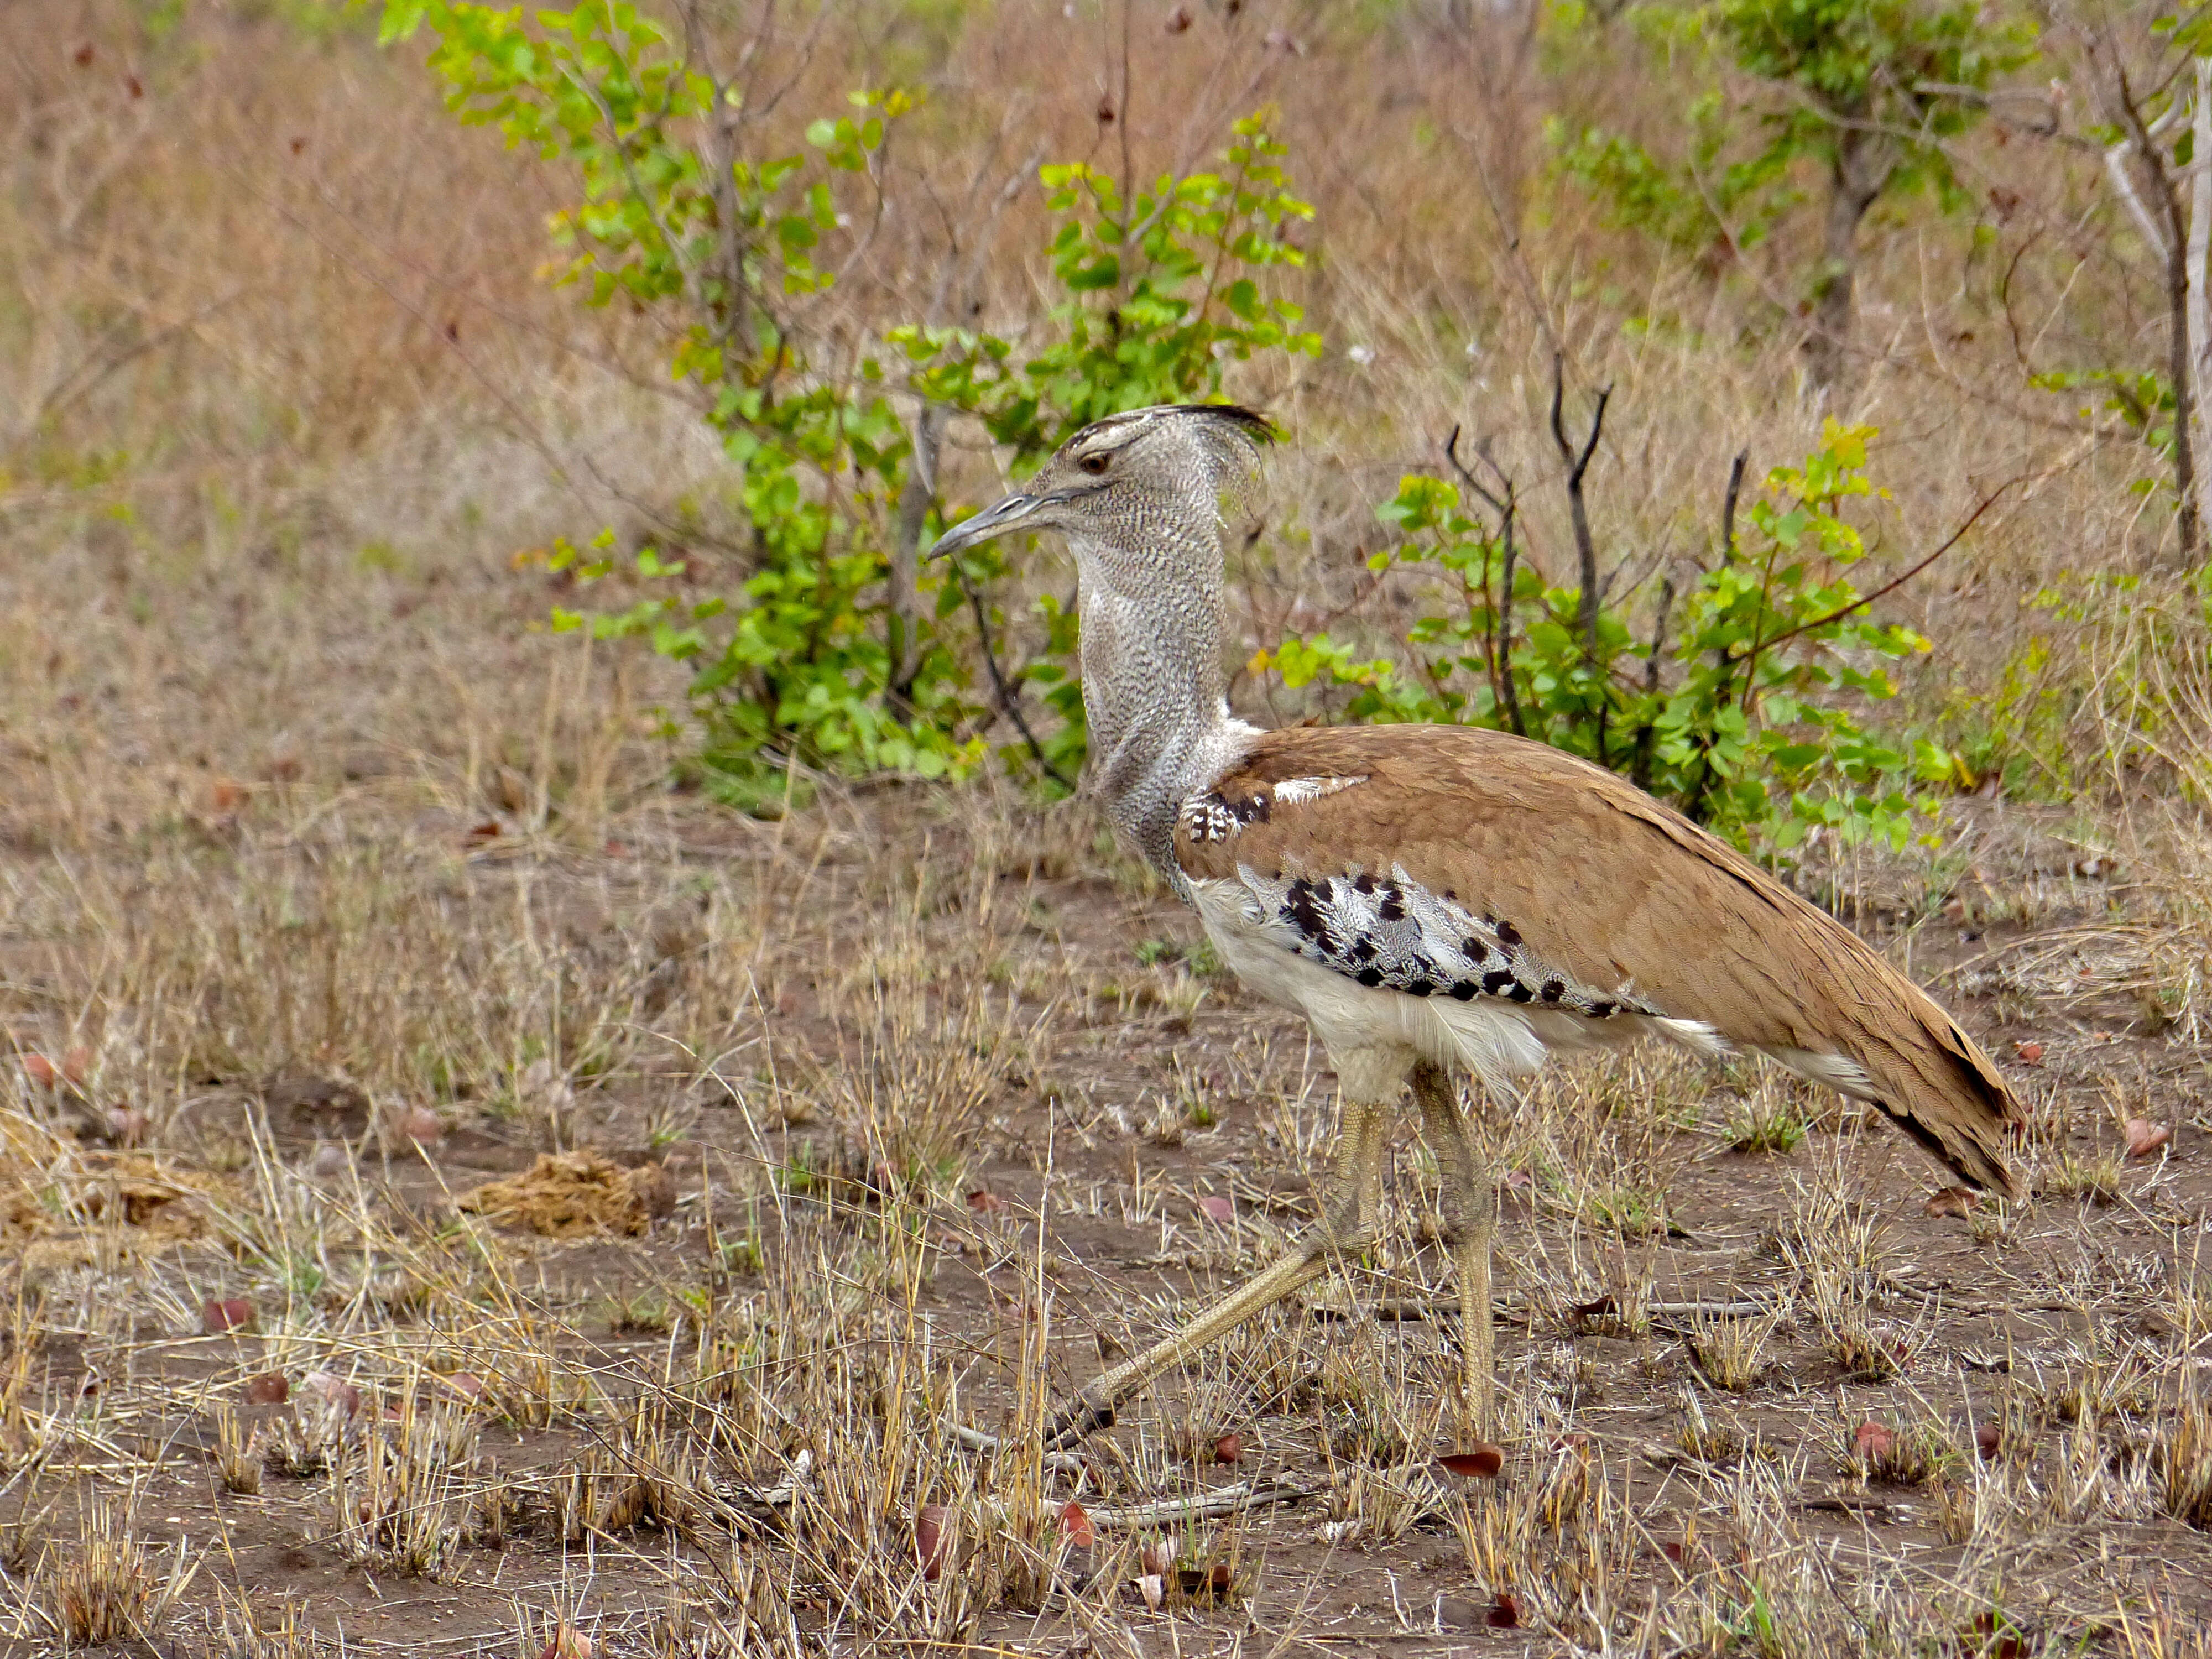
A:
[[1180, 724, 2020, 1196]]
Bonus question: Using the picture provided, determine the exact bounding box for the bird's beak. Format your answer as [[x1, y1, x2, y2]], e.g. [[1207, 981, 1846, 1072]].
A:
[[927, 491, 1047, 560]]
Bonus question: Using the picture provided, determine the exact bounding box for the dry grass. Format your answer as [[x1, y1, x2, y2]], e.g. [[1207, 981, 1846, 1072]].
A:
[[3, 1, 2212, 1652]]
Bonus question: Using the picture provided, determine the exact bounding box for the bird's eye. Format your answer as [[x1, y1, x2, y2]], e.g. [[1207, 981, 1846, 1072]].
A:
[[1077, 452, 1111, 476]]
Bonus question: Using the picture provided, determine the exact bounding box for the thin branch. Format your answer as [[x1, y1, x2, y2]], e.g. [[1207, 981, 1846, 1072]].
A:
[[1719, 448, 1748, 568], [1547, 353, 1611, 663], [1443, 427, 1526, 738], [1741, 476, 2020, 659], [957, 564, 1075, 792]]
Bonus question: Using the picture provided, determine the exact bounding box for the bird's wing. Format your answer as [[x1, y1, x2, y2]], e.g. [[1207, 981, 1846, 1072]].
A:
[[1175, 723, 2019, 1195]]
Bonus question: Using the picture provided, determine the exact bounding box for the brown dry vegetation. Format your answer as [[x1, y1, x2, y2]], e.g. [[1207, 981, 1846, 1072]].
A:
[[6, 2, 2212, 1656]]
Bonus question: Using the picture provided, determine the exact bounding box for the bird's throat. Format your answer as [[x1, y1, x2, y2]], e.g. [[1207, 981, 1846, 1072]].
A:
[[1075, 562, 1252, 891]]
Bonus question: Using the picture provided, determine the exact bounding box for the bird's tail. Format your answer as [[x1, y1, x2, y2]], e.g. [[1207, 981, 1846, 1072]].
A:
[[1761, 975, 2021, 1198]]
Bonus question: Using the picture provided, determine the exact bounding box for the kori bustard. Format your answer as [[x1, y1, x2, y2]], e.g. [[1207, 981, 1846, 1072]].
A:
[[930, 403, 2018, 1449]]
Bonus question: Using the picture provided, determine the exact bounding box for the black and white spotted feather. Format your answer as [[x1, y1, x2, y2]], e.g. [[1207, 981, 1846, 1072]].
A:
[[1229, 860, 1658, 1020]]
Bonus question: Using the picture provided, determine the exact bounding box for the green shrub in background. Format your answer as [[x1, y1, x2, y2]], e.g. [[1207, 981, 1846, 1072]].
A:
[[379, 0, 1316, 804], [1256, 423, 1942, 853], [895, 112, 1319, 784], [382, 1, 977, 808], [379, 2, 1936, 856]]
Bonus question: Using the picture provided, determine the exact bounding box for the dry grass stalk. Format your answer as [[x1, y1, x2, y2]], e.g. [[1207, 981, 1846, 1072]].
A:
[[212, 1402, 263, 1496], [39, 1491, 196, 1648], [1684, 1310, 1779, 1392]]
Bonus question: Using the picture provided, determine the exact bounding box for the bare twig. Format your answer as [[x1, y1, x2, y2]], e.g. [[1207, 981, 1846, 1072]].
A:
[[957, 564, 1076, 792], [1443, 426, 1527, 738], [1740, 476, 2020, 660]]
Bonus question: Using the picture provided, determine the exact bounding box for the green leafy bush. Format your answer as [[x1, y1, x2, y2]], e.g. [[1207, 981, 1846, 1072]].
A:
[[1256, 422, 1936, 853], [384, 1, 979, 804], [383, 2, 1316, 801], [895, 113, 1319, 784]]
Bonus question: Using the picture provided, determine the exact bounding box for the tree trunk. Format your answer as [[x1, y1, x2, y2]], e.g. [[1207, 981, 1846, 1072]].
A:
[[1804, 126, 1894, 395]]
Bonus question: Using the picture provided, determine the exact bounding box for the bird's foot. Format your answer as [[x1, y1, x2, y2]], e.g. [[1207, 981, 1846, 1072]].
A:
[[1042, 1389, 1116, 1453]]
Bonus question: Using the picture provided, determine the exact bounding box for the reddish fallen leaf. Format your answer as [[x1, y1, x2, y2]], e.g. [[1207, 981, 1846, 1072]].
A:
[[1059, 1500, 1095, 1548], [1924, 1186, 1981, 1219], [125, 74, 143, 100], [1854, 1420, 1896, 1460], [2124, 1119, 2172, 1160], [1213, 1432, 1243, 1464], [397, 1107, 443, 1146], [202, 1298, 254, 1335], [20, 1053, 60, 1088], [302, 1370, 363, 1420], [210, 779, 248, 813], [2012, 1041, 2044, 1066], [1975, 1422, 2002, 1462], [1436, 1444, 1505, 1479], [104, 1107, 148, 1146], [1174, 1562, 1232, 1596], [444, 1371, 488, 1401], [466, 820, 502, 843], [1503, 1167, 1533, 1190], [966, 1190, 1008, 1214], [60, 1044, 91, 1086], [1660, 1540, 1686, 1564], [1196, 1194, 1234, 1224], [1486, 1591, 1524, 1630], [913, 1503, 950, 1580], [1139, 1539, 1175, 1578], [537, 1626, 592, 1659], [1135, 1573, 1165, 1610], [1569, 1294, 1618, 1320], [241, 1372, 289, 1406], [72, 41, 94, 66]]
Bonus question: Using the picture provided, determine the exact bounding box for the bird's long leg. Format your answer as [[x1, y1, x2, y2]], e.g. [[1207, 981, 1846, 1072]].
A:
[[1042, 1092, 1393, 1452], [1410, 1060, 1497, 1442]]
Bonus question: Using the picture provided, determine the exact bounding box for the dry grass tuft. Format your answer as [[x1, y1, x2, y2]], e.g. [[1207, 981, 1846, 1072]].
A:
[[213, 1401, 264, 1496], [458, 1149, 668, 1238], [39, 1491, 196, 1648], [1683, 1310, 1780, 1392]]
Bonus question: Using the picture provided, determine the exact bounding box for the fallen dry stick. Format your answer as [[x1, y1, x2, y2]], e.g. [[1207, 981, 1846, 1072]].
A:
[[1083, 1474, 1318, 1529]]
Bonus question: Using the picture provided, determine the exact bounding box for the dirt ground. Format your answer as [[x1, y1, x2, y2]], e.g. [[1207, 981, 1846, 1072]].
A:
[[2, 694, 2209, 1656]]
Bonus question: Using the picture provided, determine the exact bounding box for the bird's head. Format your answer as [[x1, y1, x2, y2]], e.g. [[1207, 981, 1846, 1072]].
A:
[[927, 403, 1276, 568]]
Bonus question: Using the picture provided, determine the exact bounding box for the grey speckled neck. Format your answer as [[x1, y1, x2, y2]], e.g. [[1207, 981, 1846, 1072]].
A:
[[1071, 528, 1257, 900]]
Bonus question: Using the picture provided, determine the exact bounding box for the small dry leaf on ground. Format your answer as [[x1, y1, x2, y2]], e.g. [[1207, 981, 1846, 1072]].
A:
[[2124, 1119, 2172, 1160], [912, 1504, 950, 1580], [1924, 1187, 1981, 1218], [241, 1372, 289, 1405], [1058, 1501, 1095, 1547], [201, 1298, 253, 1334], [1854, 1421, 1896, 1459], [301, 1371, 363, 1420], [1436, 1445, 1504, 1478], [456, 1150, 667, 1237]]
